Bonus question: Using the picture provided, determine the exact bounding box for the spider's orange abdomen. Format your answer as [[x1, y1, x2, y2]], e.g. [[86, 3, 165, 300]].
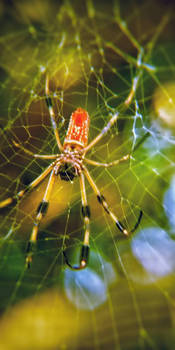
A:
[[64, 108, 90, 149]]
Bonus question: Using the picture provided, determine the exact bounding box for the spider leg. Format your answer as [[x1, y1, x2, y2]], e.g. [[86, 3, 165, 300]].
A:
[[26, 168, 56, 268], [84, 69, 140, 154], [83, 165, 142, 236], [84, 153, 130, 168], [85, 131, 151, 168], [84, 32, 147, 155], [0, 163, 54, 209], [84, 50, 144, 154], [86, 14, 164, 157], [13, 140, 58, 159], [63, 172, 90, 270], [84, 112, 119, 153], [84, 54, 143, 155], [45, 75, 63, 152]]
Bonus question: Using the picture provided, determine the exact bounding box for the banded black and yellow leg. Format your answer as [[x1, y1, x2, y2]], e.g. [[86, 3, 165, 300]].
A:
[[63, 172, 90, 270], [13, 140, 58, 160], [0, 163, 54, 210], [83, 165, 142, 236], [45, 75, 63, 152], [84, 112, 119, 153], [26, 168, 56, 267], [84, 153, 130, 168], [84, 132, 151, 169]]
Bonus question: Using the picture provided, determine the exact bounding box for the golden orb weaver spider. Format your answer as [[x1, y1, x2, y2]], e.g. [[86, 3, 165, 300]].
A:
[[0, 75, 142, 270]]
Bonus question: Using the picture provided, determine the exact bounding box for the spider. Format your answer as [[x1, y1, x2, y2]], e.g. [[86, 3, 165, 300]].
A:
[[0, 75, 142, 270]]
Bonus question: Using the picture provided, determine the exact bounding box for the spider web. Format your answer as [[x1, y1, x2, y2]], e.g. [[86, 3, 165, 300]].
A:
[[0, 0, 175, 349]]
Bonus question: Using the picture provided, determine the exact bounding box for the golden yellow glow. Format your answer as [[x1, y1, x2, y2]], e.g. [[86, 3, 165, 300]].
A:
[[153, 81, 175, 128]]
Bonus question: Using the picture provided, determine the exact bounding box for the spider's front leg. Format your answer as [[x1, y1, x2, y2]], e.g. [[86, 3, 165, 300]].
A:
[[45, 75, 63, 152], [63, 172, 90, 270], [26, 168, 56, 267]]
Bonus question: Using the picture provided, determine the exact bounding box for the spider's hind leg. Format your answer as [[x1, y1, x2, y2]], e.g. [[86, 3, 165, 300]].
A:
[[63, 172, 90, 270], [26, 169, 56, 268], [83, 165, 142, 236], [0, 163, 53, 210]]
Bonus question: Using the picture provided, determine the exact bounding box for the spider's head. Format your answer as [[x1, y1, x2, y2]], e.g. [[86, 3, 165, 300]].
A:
[[59, 163, 76, 182]]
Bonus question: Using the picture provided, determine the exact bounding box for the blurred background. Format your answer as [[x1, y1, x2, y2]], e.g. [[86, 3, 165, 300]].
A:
[[0, 0, 175, 349]]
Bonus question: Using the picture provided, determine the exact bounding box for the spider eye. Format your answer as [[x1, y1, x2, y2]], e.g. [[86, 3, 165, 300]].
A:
[[59, 163, 76, 181]]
